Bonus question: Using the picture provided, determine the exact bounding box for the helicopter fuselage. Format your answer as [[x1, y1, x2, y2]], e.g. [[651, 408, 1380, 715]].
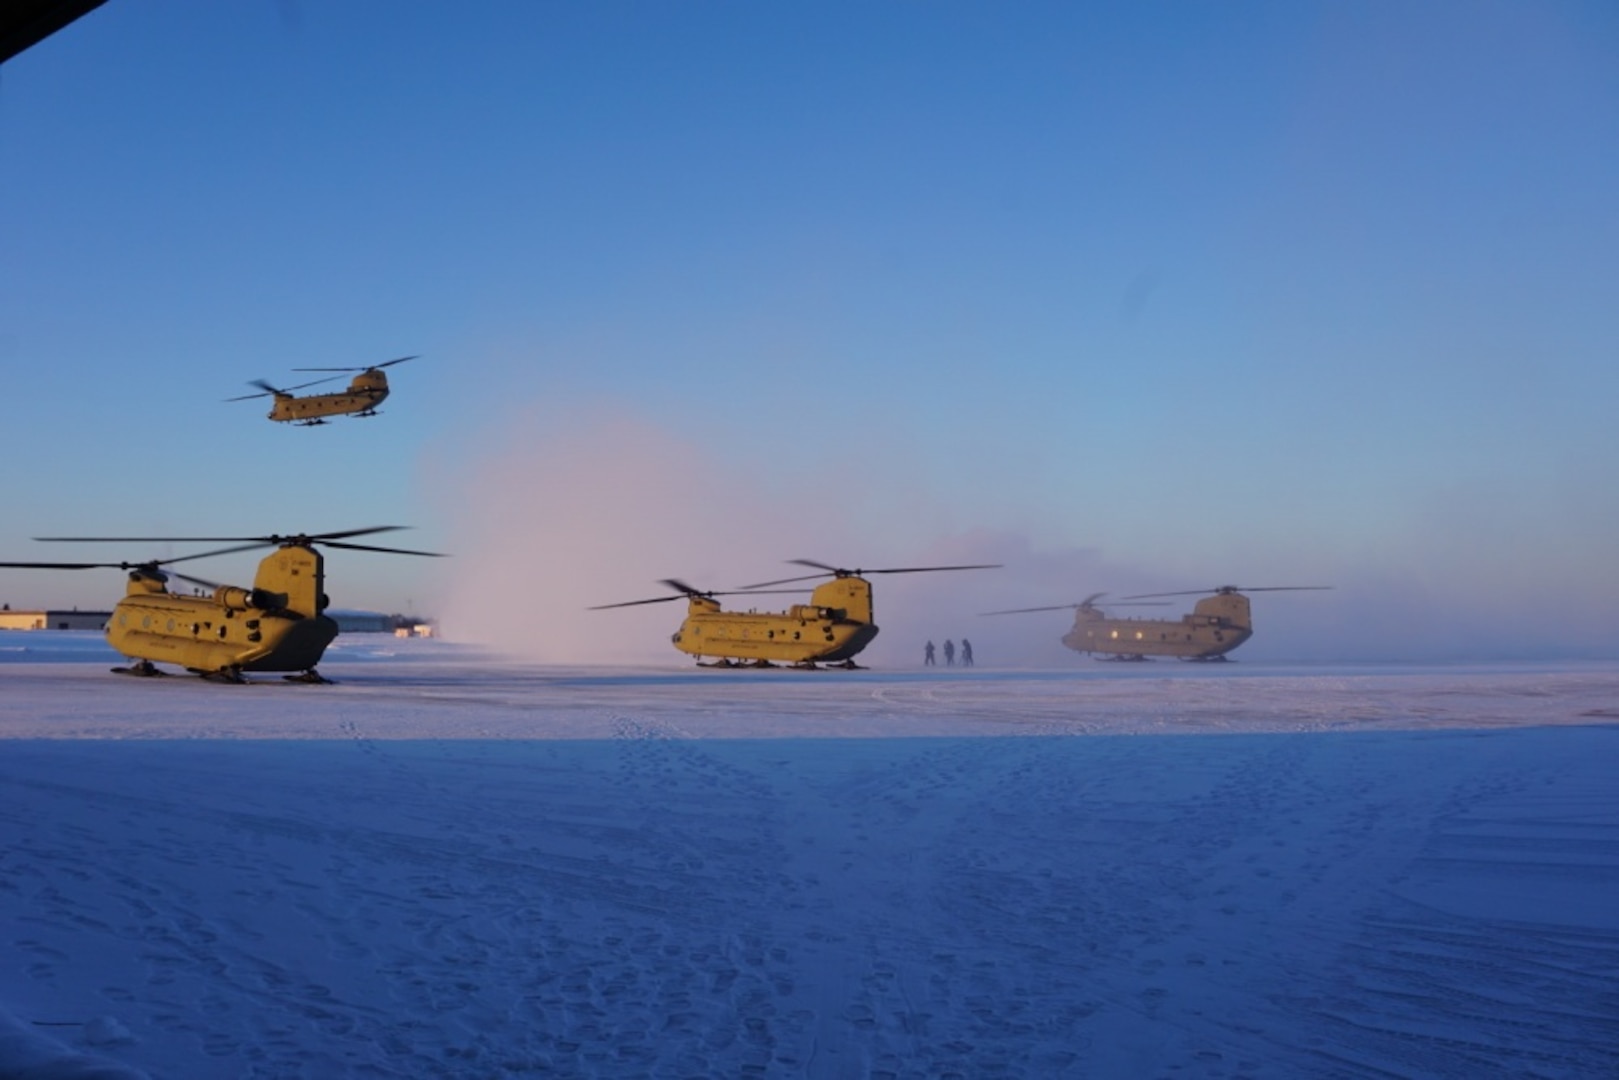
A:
[[671, 577, 880, 666], [106, 544, 339, 677], [1064, 592, 1253, 660], [267, 370, 390, 423]]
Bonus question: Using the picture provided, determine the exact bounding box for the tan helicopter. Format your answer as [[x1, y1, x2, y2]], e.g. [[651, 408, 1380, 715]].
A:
[[984, 585, 1331, 661], [227, 356, 416, 425], [593, 560, 999, 668], [0, 527, 443, 682]]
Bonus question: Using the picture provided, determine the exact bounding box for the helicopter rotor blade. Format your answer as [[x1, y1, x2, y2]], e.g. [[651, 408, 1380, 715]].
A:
[[225, 378, 289, 401], [1121, 585, 1333, 599], [158, 543, 278, 564], [742, 560, 1001, 589], [282, 375, 346, 392], [5, 542, 286, 577], [292, 354, 417, 373], [29, 528, 443, 564], [36, 526, 410, 545], [592, 580, 808, 610], [319, 540, 445, 558], [865, 563, 1003, 576], [1229, 586, 1334, 593], [589, 594, 692, 610], [980, 604, 1082, 616], [785, 559, 840, 573], [166, 569, 225, 591], [738, 571, 831, 588]]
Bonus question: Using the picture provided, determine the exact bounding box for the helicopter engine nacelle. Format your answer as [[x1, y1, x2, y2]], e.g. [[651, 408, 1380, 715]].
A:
[[348, 369, 389, 396], [1192, 591, 1252, 630], [212, 586, 255, 611], [809, 577, 874, 624], [253, 545, 325, 618]]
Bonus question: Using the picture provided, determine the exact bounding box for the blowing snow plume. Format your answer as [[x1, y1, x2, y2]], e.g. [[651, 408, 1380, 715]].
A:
[[434, 409, 865, 664], [429, 405, 1210, 667]]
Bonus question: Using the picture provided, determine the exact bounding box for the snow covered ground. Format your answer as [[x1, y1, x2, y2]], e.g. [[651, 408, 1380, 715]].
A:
[[2, 634, 1616, 1078]]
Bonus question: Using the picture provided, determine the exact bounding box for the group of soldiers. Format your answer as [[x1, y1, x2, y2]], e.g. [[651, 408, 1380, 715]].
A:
[[922, 638, 973, 667]]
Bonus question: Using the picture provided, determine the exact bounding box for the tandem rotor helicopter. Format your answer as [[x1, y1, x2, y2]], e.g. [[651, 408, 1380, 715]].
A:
[[0, 527, 444, 682], [983, 585, 1331, 661], [227, 356, 417, 425], [593, 559, 999, 668]]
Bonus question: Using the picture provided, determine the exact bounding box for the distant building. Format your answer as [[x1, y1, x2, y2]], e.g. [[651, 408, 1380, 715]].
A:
[[330, 611, 397, 633], [0, 608, 113, 631], [330, 610, 438, 635]]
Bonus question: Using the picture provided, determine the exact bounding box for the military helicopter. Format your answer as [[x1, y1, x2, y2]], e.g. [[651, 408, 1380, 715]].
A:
[[593, 559, 999, 668], [227, 356, 416, 425], [984, 585, 1331, 661], [0, 527, 443, 682]]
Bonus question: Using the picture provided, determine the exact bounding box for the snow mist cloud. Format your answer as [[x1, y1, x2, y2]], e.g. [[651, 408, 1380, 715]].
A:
[[427, 404, 1619, 666]]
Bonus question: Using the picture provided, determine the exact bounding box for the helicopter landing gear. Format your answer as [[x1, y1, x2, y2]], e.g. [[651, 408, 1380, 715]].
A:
[[745, 659, 776, 669], [830, 659, 865, 670], [284, 669, 333, 684], [111, 660, 167, 678], [200, 667, 247, 684]]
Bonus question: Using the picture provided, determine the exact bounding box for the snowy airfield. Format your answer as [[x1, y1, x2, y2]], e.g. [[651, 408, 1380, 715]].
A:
[[2, 635, 1617, 1079]]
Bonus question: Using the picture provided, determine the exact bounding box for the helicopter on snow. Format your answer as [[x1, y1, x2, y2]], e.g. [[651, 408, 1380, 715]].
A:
[[0, 527, 443, 682], [593, 559, 1000, 669], [227, 355, 416, 425], [983, 585, 1331, 661]]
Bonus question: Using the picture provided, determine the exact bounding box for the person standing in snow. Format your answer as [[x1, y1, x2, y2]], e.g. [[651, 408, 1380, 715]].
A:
[[961, 639, 974, 667], [924, 640, 936, 666], [943, 639, 956, 666]]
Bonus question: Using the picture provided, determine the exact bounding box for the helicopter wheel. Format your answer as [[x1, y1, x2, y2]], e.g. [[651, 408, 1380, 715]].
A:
[[285, 669, 334, 684], [112, 660, 167, 678], [830, 660, 865, 670], [200, 667, 247, 684]]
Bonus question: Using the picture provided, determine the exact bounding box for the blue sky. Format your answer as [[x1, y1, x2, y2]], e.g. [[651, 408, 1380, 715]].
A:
[[2, 2, 1616, 661]]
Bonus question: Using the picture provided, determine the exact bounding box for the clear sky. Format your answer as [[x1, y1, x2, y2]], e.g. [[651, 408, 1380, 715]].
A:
[[2, 1, 1616, 663]]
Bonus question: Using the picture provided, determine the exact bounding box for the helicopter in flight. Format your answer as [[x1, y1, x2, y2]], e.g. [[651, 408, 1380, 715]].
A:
[[593, 559, 999, 668], [983, 585, 1331, 661], [227, 355, 416, 425], [0, 527, 443, 682]]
